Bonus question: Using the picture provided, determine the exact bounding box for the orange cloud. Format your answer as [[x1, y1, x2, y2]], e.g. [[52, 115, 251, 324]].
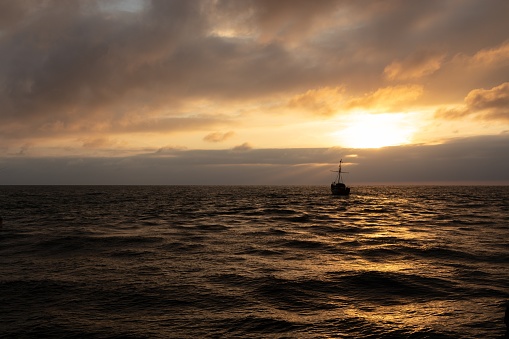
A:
[[384, 50, 445, 81], [436, 82, 509, 121], [466, 40, 509, 67], [288, 87, 344, 116], [345, 85, 423, 111]]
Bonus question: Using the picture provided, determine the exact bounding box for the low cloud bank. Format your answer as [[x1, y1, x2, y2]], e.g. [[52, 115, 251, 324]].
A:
[[1, 134, 508, 185]]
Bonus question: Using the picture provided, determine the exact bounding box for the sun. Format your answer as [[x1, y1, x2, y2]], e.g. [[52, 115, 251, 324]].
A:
[[334, 112, 416, 148]]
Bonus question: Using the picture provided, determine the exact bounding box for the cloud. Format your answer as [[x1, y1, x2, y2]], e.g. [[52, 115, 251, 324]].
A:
[[232, 142, 252, 151], [426, 39, 509, 102], [288, 84, 423, 115], [214, 0, 341, 43], [80, 137, 111, 149], [0, 112, 232, 143], [384, 50, 445, 81], [0, 1, 208, 122], [0, 1, 32, 29], [288, 87, 344, 116], [79, 137, 127, 149], [203, 131, 235, 143], [154, 145, 188, 154], [0, 0, 508, 156], [345, 85, 424, 112], [469, 40, 509, 66], [436, 82, 509, 121], [442, 39, 509, 76], [465, 82, 509, 113]]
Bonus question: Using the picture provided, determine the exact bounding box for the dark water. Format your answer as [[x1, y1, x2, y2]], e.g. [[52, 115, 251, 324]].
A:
[[1, 185, 508, 338]]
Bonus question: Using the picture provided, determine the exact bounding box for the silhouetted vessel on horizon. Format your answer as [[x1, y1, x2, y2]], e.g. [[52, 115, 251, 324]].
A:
[[331, 159, 350, 196]]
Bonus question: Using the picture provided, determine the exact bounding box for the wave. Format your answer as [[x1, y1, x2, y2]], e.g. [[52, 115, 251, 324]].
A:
[[1, 185, 508, 338]]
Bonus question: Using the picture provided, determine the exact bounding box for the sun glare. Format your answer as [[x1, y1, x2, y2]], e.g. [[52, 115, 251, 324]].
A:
[[335, 113, 416, 149]]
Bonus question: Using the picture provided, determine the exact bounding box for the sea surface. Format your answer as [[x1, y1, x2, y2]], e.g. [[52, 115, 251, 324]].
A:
[[1, 185, 508, 338]]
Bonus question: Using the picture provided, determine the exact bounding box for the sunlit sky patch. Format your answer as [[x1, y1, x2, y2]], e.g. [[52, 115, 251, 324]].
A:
[[333, 112, 418, 149]]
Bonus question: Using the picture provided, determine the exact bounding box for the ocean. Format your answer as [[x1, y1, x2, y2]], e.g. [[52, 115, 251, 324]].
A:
[[1, 185, 508, 338]]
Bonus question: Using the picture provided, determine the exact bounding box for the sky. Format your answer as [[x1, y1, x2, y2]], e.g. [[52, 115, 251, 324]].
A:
[[1, 0, 508, 185]]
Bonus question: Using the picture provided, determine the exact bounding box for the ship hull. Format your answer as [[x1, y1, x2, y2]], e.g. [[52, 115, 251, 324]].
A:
[[331, 184, 350, 196]]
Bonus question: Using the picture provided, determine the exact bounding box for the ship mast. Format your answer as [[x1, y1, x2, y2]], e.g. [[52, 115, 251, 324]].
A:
[[331, 159, 348, 184]]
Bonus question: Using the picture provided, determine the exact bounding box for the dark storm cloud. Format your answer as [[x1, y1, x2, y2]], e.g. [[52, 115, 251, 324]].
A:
[[1, 134, 508, 185]]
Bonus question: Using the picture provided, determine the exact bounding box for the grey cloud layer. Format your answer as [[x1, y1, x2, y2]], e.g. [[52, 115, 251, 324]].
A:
[[1, 134, 508, 185]]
